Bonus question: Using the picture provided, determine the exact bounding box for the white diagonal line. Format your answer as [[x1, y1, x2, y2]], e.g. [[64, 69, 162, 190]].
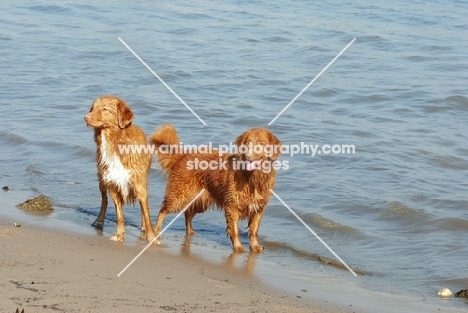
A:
[[117, 189, 206, 277], [270, 189, 357, 277], [268, 38, 356, 125], [118, 37, 207, 126]]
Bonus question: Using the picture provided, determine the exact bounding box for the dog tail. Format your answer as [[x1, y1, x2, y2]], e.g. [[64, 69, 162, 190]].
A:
[[149, 124, 181, 173]]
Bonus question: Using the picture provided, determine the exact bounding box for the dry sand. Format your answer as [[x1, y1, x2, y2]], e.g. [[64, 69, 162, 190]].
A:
[[0, 218, 356, 313]]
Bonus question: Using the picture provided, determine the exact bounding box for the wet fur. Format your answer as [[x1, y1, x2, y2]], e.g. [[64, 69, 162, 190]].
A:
[[84, 95, 155, 242], [150, 124, 281, 252]]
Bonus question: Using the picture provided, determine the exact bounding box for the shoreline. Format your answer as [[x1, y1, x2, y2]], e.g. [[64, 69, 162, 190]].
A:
[[0, 189, 352, 313], [1, 189, 465, 312], [0, 216, 348, 313]]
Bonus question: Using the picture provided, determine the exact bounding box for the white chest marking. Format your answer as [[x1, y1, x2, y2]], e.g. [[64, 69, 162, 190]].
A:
[[248, 203, 260, 213], [100, 135, 130, 198]]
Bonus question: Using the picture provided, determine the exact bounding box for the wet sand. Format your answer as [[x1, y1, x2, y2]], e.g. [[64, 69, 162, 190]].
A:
[[0, 217, 354, 313], [1, 189, 465, 313]]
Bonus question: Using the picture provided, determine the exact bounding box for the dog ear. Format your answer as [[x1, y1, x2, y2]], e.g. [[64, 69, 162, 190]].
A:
[[117, 99, 134, 128], [235, 131, 249, 157], [267, 131, 282, 161], [235, 132, 246, 147]]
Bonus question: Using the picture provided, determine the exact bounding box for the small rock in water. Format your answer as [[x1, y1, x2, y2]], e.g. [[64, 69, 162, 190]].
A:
[[455, 289, 468, 299], [438, 288, 453, 298], [16, 194, 53, 213]]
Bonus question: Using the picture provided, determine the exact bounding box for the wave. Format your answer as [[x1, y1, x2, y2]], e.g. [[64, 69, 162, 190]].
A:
[[387, 201, 416, 214], [424, 95, 468, 113], [263, 240, 366, 275], [436, 217, 468, 232], [0, 131, 28, 145]]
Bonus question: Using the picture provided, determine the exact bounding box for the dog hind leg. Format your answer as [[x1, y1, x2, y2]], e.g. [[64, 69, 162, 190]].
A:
[[184, 209, 197, 235], [92, 180, 108, 229], [138, 195, 156, 242]]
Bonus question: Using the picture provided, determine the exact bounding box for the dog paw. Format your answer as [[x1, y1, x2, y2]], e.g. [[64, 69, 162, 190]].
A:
[[146, 233, 160, 244], [250, 245, 264, 253], [92, 220, 104, 229], [109, 234, 124, 241], [233, 246, 247, 253], [153, 230, 163, 239]]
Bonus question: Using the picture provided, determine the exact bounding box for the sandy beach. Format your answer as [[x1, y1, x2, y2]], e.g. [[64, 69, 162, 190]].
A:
[[2, 1, 468, 312], [2, 189, 467, 313], [0, 216, 357, 313]]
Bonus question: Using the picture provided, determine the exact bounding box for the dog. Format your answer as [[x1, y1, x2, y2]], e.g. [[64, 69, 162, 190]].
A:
[[84, 95, 156, 242], [150, 125, 282, 252]]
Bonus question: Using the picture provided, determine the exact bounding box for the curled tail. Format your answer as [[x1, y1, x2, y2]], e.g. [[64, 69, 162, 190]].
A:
[[149, 124, 181, 173]]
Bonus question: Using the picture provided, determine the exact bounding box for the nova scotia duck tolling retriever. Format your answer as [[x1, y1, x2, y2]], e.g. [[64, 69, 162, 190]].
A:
[[84, 95, 156, 242], [150, 124, 282, 252]]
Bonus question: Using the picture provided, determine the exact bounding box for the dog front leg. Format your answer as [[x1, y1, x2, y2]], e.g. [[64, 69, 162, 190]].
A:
[[92, 180, 108, 229], [248, 211, 264, 252], [109, 191, 125, 241], [225, 209, 246, 253]]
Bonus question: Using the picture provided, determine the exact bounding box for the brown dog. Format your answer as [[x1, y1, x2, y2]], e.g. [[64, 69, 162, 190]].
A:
[[150, 125, 282, 252], [84, 95, 155, 242]]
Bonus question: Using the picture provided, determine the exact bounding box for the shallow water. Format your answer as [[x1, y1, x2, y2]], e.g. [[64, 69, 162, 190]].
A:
[[1, 1, 468, 311]]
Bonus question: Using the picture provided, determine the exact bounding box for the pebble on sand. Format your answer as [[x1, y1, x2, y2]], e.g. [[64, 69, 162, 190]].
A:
[[438, 288, 453, 298]]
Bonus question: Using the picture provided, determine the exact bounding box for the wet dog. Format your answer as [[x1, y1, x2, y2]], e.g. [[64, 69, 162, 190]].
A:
[[150, 125, 281, 252], [84, 95, 155, 242]]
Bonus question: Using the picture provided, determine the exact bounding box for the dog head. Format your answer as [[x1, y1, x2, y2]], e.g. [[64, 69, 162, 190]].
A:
[[235, 128, 282, 171], [84, 96, 134, 129]]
